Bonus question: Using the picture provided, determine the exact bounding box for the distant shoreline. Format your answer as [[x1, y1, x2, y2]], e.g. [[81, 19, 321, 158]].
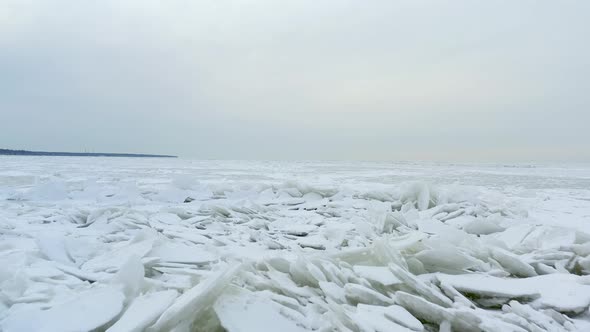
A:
[[0, 149, 177, 158]]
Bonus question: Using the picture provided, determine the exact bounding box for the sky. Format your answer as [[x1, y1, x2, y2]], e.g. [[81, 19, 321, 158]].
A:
[[1, 0, 589, 161]]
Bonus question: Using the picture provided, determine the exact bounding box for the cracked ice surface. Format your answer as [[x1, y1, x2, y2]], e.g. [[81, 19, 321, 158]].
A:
[[1, 157, 590, 331]]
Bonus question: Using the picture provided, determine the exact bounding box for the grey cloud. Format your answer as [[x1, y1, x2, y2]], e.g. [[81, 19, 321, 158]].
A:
[[1, 0, 589, 161]]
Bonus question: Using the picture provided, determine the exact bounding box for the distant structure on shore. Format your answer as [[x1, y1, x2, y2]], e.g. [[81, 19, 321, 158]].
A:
[[0, 148, 177, 158]]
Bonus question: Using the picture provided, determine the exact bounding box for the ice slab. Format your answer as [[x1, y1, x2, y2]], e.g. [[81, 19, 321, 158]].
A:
[[148, 264, 241, 331], [214, 290, 308, 332], [1, 287, 124, 332], [438, 273, 590, 313], [107, 290, 178, 332], [353, 265, 402, 286]]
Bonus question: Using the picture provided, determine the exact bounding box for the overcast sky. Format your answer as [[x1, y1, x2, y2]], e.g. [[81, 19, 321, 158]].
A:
[[1, 0, 589, 161]]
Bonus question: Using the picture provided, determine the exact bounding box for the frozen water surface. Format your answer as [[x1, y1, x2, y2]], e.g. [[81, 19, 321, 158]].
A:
[[1, 157, 590, 331]]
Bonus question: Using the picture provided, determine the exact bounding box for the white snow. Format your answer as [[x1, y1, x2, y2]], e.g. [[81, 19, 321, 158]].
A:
[[1, 157, 590, 331]]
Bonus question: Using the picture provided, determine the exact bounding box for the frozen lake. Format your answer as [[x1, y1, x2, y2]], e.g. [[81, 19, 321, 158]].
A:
[[1, 157, 590, 331]]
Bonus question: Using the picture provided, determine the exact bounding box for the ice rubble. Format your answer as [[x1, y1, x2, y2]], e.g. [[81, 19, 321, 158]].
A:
[[1, 159, 590, 331]]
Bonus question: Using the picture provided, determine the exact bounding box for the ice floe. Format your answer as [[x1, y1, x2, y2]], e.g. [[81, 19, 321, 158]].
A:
[[1, 158, 590, 331]]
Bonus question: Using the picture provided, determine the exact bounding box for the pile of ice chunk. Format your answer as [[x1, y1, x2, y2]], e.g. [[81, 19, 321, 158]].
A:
[[1, 159, 590, 331]]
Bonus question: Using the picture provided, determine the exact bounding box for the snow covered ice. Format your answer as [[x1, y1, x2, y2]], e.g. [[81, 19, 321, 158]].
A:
[[1, 157, 590, 331]]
